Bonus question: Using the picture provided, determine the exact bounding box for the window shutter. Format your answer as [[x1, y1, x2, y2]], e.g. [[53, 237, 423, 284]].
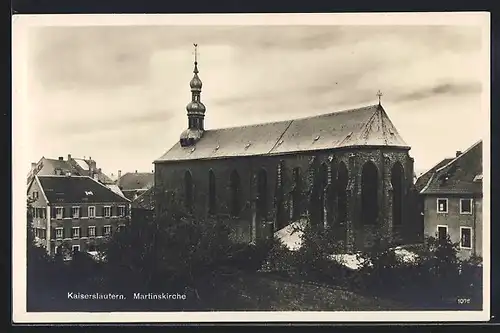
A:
[[50, 227, 55, 240], [51, 207, 56, 218], [97, 206, 103, 217]]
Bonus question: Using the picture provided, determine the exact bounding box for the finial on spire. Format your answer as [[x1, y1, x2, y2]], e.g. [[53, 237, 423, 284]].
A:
[[192, 43, 199, 73], [376, 90, 383, 105]]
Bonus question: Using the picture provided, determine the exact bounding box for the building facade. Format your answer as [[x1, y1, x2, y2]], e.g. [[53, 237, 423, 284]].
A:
[[419, 140, 483, 259], [153, 49, 419, 252], [27, 175, 131, 255]]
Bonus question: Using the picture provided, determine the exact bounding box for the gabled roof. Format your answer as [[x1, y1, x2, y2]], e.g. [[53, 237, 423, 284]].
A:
[[131, 187, 155, 210], [106, 184, 128, 200], [415, 158, 454, 192], [155, 104, 409, 163], [420, 140, 483, 195], [36, 175, 130, 204], [69, 158, 114, 184], [116, 172, 154, 191]]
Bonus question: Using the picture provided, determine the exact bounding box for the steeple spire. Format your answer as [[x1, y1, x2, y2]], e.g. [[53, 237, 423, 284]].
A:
[[193, 43, 199, 74], [180, 43, 206, 147]]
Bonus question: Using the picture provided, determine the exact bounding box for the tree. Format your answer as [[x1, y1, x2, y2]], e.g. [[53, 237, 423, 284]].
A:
[[102, 201, 246, 303]]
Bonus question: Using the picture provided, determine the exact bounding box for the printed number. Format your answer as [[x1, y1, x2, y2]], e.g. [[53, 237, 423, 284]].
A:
[[457, 298, 471, 304]]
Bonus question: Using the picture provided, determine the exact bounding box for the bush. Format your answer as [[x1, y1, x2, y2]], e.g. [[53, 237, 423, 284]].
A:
[[263, 220, 352, 286]]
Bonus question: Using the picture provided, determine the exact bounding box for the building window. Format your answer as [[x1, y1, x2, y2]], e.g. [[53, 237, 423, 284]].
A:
[[32, 191, 39, 200], [229, 170, 241, 217], [55, 207, 64, 219], [460, 227, 472, 249], [72, 227, 80, 239], [437, 225, 448, 243], [460, 199, 473, 214], [256, 168, 268, 221], [361, 161, 379, 225], [72, 245, 80, 252], [103, 225, 111, 236], [437, 198, 448, 213], [88, 206, 96, 218], [208, 170, 216, 215], [104, 206, 111, 218], [55, 227, 63, 239], [88, 226, 96, 237], [118, 206, 126, 217], [184, 171, 193, 214], [391, 162, 404, 226], [291, 167, 302, 221], [72, 206, 80, 219]]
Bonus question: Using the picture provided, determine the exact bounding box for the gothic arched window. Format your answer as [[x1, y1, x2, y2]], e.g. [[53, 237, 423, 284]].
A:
[[361, 161, 379, 225], [256, 168, 268, 220], [229, 170, 241, 217], [184, 170, 193, 213], [391, 162, 404, 227], [337, 162, 348, 225], [208, 170, 216, 215], [291, 167, 302, 221]]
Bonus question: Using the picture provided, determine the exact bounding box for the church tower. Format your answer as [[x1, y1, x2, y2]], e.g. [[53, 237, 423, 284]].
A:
[[180, 43, 206, 147]]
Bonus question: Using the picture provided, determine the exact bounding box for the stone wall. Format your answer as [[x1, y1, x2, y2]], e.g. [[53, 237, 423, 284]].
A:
[[155, 146, 418, 251]]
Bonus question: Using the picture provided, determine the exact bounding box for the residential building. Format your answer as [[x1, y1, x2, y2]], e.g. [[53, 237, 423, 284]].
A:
[[28, 155, 113, 185], [153, 47, 420, 252], [419, 140, 483, 259], [116, 171, 154, 201], [27, 175, 131, 256], [131, 187, 155, 222]]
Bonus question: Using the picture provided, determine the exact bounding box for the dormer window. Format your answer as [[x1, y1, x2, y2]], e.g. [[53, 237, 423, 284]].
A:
[[85, 191, 94, 196]]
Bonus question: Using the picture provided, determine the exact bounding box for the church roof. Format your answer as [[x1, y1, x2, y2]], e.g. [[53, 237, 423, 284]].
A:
[[155, 104, 409, 163], [420, 140, 482, 195]]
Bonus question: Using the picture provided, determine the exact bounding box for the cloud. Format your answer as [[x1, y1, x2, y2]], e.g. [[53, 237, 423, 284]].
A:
[[393, 82, 482, 103], [25, 24, 485, 175]]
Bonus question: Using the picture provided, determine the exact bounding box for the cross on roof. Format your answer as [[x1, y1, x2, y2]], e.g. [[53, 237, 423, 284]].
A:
[[376, 90, 383, 105]]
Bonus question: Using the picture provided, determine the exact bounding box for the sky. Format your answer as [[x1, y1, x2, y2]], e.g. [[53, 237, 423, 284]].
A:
[[23, 23, 486, 177]]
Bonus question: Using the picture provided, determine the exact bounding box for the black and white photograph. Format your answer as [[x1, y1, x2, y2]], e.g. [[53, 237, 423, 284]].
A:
[[12, 13, 490, 323]]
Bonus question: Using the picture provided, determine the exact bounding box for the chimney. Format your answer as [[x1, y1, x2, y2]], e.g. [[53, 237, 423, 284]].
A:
[[456, 151, 462, 157], [58, 157, 63, 161], [135, 170, 138, 173], [67, 154, 72, 161], [98, 168, 102, 172], [118, 170, 122, 178]]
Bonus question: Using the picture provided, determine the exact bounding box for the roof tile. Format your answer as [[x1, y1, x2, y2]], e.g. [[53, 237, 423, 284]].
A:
[[155, 104, 409, 163], [420, 140, 482, 195], [37, 175, 130, 204]]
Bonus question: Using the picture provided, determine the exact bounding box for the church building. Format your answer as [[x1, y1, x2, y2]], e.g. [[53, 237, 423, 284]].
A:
[[154, 45, 420, 252]]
